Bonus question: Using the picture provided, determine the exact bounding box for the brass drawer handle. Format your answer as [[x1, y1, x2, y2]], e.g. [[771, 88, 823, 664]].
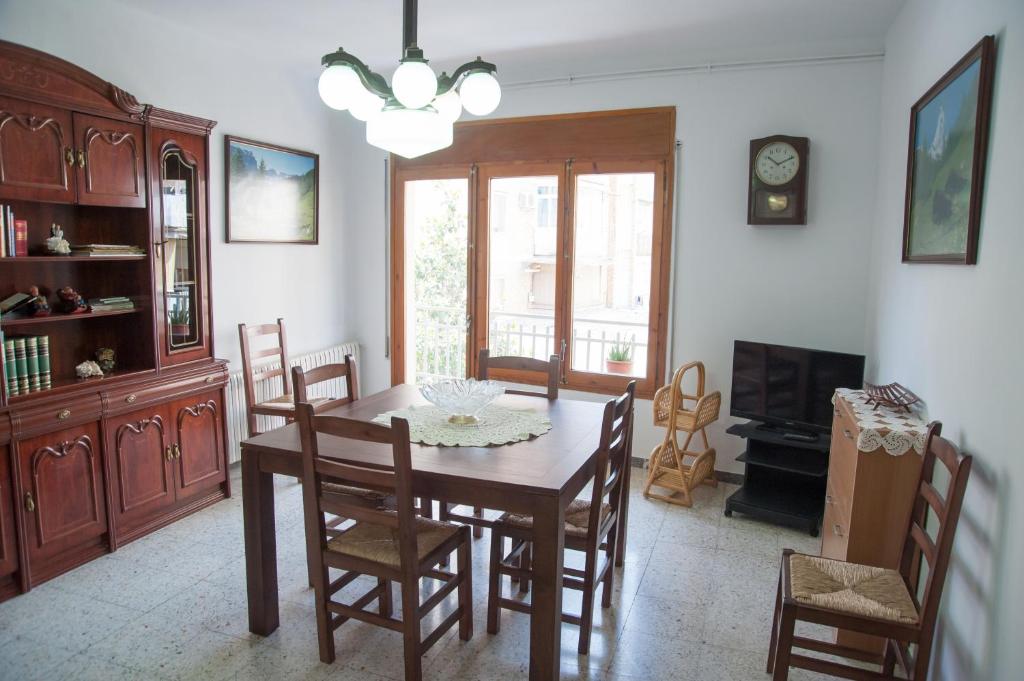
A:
[[172, 443, 182, 460], [24, 492, 35, 513], [165, 445, 174, 462], [56, 408, 71, 421], [842, 429, 853, 440], [833, 523, 844, 537], [65, 147, 75, 166], [125, 393, 138, 404], [205, 376, 215, 384], [825, 494, 833, 505], [77, 149, 86, 168]]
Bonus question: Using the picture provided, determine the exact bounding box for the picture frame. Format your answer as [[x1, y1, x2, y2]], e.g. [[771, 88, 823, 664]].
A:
[[225, 136, 319, 244], [902, 36, 995, 264]]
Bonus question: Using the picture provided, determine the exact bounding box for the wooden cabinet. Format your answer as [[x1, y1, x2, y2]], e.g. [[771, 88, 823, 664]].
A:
[[106, 407, 174, 537], [171, 391, 225, 501], [17, 421, 108, 585], [0, 442, 17, 584], [72, 113, 146, 208], [0, 95, 75, 203]]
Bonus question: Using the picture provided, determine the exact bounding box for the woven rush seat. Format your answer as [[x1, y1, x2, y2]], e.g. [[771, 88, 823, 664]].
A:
[[788, 553, 919, 624], [257, 393, 330, 412], [327, 516, 460, 568], [498, 499, 611, 538]]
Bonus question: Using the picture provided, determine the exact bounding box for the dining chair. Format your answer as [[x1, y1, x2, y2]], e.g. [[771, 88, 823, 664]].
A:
[[486, 381, 635, 655], [296, 403, 473, 680], [439, 349, 562, 538], [238, 318, 297, 437], [766, 421, 972, 680], [643, 360, 721, 507]]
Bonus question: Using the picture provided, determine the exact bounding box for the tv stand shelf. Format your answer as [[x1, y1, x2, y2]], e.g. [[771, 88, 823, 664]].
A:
[[724, 421, 828, 536]]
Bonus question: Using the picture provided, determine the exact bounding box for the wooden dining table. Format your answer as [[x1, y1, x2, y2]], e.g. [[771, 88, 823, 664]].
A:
[[240, 383, 625, 681]]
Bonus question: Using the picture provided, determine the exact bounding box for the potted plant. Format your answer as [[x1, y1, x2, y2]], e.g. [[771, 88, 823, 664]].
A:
[[605, 340, 634, 375], [169, 308, 190, 337]]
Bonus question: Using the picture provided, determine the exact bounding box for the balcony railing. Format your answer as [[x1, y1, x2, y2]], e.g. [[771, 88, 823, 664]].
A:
[[413, 306, 648, 382]]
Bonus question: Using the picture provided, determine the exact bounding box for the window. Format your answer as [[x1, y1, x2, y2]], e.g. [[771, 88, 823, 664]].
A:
[[391, 108, 675, 397]]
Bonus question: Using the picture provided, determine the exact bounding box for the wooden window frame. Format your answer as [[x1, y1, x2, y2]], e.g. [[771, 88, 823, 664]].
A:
[[390, 107, 675, 399]]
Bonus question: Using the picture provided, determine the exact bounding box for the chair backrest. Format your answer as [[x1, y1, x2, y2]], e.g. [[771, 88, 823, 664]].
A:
[[292, 354, 360, 412], [668, 361, 721, 430], [585, 381, 636, 551], [238, 317, 291, 407], [898, 422, 972, 654], [477, 348, 560, 399], [295, 403, 420, 574]]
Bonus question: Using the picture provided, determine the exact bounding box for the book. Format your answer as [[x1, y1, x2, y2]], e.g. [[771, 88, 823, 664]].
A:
[[13, 219, 28, 256], [3, 337, 16, 397], [0, 292, 31, 314], [0, 203, 6, 257], [37, 335, 51, 391], [25, 335, 39, 392], [13, 337, 28, 394]]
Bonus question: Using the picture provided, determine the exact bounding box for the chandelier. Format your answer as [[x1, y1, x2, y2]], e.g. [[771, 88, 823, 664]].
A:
[[317, 0, 501, 159]]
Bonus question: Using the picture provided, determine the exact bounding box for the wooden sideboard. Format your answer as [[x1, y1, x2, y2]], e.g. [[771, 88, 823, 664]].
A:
[[822, 390, 926, 652], [0, 40, 229, 601]]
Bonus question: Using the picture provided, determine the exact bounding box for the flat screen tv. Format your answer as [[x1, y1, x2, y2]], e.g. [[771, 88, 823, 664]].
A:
[[730, 341, 865, 434]]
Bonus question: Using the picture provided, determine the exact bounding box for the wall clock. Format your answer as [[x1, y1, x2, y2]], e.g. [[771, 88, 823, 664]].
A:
[[748, 135, 809, 225]]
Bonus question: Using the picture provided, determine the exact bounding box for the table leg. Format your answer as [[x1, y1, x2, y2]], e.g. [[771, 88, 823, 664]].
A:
[[243, 449, 280, 635], [529, 495, 565, 681]]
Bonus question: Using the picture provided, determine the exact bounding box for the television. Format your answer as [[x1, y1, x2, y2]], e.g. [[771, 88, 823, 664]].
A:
[[730, 341, 865, 434]]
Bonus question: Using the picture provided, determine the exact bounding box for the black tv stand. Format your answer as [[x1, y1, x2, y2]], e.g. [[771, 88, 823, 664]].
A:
[[723, 420, 829, 536]]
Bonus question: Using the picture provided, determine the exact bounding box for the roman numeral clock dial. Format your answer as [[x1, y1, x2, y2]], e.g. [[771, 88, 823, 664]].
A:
[[748, 135, 809, 225]]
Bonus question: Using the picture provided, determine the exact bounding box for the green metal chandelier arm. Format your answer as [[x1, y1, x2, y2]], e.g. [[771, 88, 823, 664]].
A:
[[321, 49, 393, 99], [436, 57, 498, 95]]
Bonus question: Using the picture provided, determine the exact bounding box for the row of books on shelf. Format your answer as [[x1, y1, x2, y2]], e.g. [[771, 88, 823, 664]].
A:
[[0, 203, 28, 257], [72, 244, 146, 257], [89, 296, 135, 312], [2, 332, 51, 398]]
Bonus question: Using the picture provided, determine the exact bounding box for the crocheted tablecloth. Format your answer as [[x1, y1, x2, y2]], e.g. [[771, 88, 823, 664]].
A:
[[371, 404, 551, 447], [833, 388, 928, 456]]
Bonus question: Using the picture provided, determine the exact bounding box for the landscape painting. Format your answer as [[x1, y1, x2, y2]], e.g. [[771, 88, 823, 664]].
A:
[[226, 137, 318, 244], [903, 37, 994, 264]]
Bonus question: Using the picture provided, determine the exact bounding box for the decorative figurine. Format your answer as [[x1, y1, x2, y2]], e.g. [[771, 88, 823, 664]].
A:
[[56, 286, 87, 314], [75, 360, 104, 379], [25, 286, 50, 317], [45, 223, 71, 255], [94, 347, 116, 374]]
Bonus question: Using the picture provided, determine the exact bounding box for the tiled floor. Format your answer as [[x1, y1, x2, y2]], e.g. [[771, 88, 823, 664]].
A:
[[0, 465, 832, 680]]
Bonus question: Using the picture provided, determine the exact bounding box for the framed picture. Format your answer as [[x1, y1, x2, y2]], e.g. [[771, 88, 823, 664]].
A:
[[225, 136, 319, 244], [902, 36, 995, 264]]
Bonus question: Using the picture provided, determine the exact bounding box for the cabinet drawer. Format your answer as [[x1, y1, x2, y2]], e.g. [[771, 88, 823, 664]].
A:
[[103, 370, 224, 417], [829, 410, 858, 497], [11, 394, 103, 438], [821, 491, 850, 560]]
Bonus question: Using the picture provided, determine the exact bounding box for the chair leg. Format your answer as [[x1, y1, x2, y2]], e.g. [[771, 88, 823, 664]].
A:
[[420, 497, 433, 519], [457, 534, 473, 641], [700, 427, 710, 449], [766, 569, 783, 673], [882, 639, 897, 676], [577, 559, 596, 655], [401, 578, 423, 681], [313, 565, 335, 663], [378, 577, 393, 618], [487, 531, 503, 634], [771, 604, 796, 681], [472, 506, 484, 539], [602, 525, 617, 608], [518, 542, 531, 594], [438, 500, 451, 521]]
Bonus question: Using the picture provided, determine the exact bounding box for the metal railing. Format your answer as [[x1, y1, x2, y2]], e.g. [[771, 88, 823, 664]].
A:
[[413, 306, 648, 381]]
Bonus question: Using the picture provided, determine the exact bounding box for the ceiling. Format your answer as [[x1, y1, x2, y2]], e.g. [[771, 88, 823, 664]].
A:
[[118, 0, 903, 82]]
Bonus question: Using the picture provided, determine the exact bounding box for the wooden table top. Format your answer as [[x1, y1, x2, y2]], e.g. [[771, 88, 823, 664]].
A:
[[241, 384, 608, 498]]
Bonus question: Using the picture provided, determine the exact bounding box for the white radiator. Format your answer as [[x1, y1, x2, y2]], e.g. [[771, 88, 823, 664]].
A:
[[226, 341, 361, 464]]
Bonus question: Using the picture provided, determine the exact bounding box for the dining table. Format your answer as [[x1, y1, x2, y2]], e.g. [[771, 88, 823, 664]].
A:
[[240, 383, 629, 681]]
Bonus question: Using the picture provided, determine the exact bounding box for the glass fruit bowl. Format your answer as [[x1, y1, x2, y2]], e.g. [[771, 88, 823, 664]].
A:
[[419, 378, 505, 424]]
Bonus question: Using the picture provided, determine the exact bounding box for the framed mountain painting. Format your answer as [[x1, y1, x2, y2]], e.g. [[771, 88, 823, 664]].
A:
[[226, 136, 319, 244], [902, 36, 995, 264]]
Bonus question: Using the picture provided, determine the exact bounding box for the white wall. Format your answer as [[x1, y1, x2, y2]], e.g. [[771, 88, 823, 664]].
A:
[[865, 0, 1023, 678], [339, 59, 884, 473], [0, 0, 352, 371]]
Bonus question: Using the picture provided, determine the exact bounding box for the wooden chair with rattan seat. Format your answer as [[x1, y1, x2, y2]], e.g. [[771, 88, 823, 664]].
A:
[[643, 360, 721, 506], [766, 421, 973, 680], [486, 381, 634, 655], [296, 403, 473, 681], [438, 349, 561, 538]]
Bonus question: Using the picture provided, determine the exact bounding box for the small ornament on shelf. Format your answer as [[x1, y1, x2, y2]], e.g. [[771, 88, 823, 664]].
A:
[[26, 286, 50, 316], [75, 360, 104, 379], [94, 347, 116, 374], [45, 223, 71, 255], [56, 286, 87, 314]]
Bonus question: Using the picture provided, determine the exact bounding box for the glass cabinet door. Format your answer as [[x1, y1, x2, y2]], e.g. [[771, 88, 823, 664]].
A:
[[159, 148, 199, 351]]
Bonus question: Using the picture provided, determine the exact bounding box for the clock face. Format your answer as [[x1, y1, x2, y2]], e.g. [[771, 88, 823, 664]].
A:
[[754, 141, 800, 186]]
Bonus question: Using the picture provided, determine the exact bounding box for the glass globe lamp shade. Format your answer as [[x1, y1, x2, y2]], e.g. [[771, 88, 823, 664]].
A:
[[366, 107, 454, 159], [459, 71, 501, 116], [349, 87, 385, 122], [317, 64, 361, 111], [392, 60, 438, 110], [432, 89, 462, 123]]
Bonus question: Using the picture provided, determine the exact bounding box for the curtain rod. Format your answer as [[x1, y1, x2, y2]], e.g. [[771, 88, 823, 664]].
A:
[[502, 51, 884, 91]]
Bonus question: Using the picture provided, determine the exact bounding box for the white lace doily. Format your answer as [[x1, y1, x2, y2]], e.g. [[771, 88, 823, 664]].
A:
[[833, 388, 928, 456], [371, 404, 552, 447]]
